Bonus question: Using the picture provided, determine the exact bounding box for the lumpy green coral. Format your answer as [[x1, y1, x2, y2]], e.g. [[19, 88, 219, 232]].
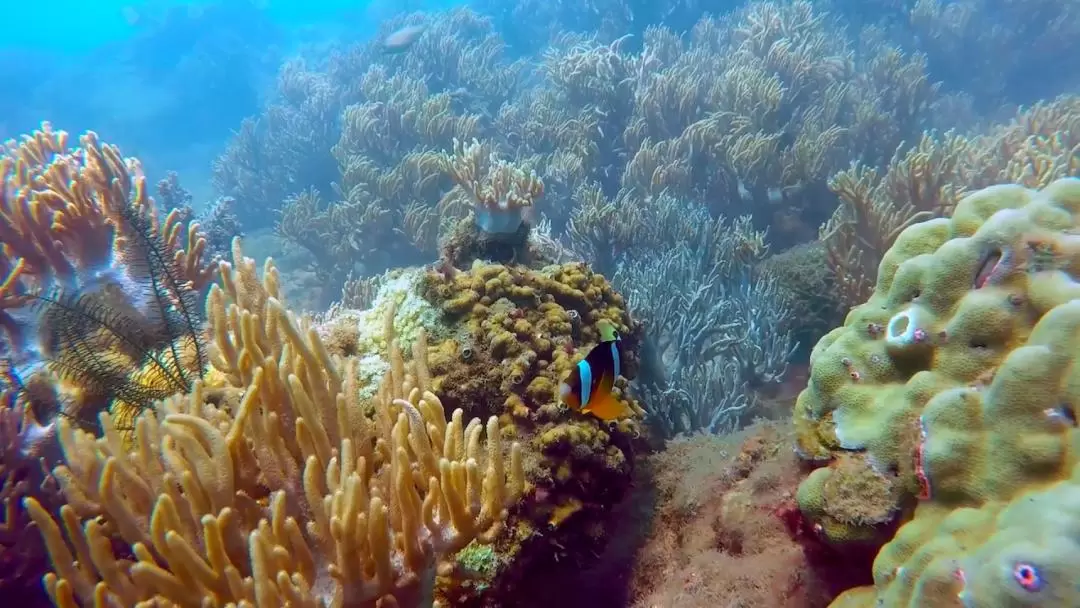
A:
[[793, 178, 1080, 605]]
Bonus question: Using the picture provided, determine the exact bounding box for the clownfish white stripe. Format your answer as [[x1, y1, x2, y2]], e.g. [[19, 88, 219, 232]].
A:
[[577, 359, 592, 405]]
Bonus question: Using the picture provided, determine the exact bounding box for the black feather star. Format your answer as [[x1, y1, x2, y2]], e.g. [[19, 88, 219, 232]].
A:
[[15, 188, 208, 436]]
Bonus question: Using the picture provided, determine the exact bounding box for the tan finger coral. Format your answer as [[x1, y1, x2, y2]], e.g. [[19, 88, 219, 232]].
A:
[[25, 239, 525, 608]]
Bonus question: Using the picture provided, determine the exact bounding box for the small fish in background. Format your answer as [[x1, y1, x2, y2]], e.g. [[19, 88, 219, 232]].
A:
[[559, 319, 634, 421], [382, 23, 426, 53]]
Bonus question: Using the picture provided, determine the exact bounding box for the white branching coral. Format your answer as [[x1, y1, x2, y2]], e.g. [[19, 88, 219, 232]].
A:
[[440, 138, 544, 234]]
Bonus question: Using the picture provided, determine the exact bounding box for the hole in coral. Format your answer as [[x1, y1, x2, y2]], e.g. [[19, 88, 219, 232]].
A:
[[1051, 403, 1077, 427], [974, 248, 1003, 288], [889, 314, 909, 337], [969, 339, 988, 349]]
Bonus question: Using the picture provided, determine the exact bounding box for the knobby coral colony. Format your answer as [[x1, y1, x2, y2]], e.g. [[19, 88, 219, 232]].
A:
[[325, 249, 646, 601], [794, 178, 1080, 606]]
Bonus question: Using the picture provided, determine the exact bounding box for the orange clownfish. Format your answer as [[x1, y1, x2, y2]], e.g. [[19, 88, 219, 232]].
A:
[[559, 320, 634, 421]]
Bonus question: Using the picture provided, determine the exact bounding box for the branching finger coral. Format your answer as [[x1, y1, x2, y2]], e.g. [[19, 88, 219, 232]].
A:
[[615, 216, 795, 437], [821, 131, 968, 307], [26, 239, 525, 607]]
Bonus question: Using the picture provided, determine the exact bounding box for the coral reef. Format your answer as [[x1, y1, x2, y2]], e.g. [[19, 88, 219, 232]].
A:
[[758, 242, 847, 353], [313, 257, 648, 605], [616, 214, 798, 438], [215, 0, 945, 325], [0, 124, 216, 598], [903, 0, 1080, 107], [822, 95, 1080, 309], [794, 178, 1080, 604], [27, 239, 526, 607]]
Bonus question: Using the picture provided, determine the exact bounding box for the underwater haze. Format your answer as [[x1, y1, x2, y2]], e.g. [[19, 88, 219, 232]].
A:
[[2, 0, 1080, 607], [0, 0, 453, 201]]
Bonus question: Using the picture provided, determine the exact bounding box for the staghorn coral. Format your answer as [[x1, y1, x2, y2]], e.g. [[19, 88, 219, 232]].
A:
[[27, 238, 525, 607], [503, 0, 941, 273], [905, 0, 1080, 107], [276, 186, 394, 287], [368, 8, 523, 113], [275, 68, 485, 294], [563, 171, 800, 439], [211, 59, 342, 231], [612, 211, 797, 438], [218, 6, 520, 239], [821, 131, 968, 307], [794, 178, 1080, 605], [154, 174, 241, 276]]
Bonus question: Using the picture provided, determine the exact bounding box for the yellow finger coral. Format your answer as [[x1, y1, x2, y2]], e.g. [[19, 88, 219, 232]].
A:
[[25, 240, 525, 608]]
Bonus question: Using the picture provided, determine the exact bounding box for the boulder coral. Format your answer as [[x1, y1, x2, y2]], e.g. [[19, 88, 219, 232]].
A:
[[794, 178, 1080, 605]]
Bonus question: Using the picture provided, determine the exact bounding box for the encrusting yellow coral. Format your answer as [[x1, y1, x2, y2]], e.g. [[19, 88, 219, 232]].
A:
[[794, 178, 1080, 605], [24, 238, 525, 608]]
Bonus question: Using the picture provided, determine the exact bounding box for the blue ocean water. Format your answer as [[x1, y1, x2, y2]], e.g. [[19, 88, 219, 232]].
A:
[[5, 0, 414, 52], [0, 0, 455, 201]]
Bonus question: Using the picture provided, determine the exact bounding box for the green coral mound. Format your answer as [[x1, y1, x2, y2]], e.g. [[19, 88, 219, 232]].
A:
[[793, 178, 1080, 606]]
